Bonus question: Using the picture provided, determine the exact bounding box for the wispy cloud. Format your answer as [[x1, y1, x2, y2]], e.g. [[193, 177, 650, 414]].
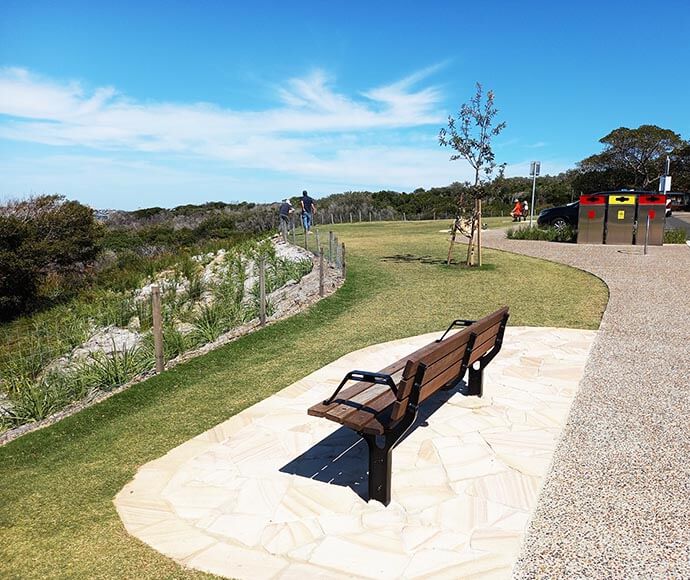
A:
[[0, 65, 476, 207], [0, 66, 444, 158]]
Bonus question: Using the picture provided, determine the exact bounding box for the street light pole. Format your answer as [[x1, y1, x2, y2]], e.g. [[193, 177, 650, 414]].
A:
[[529, 161, 540, 227]]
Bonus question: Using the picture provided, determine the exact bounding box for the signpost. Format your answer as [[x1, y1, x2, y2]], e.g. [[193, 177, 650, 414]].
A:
[[659, 156, 672, 193], [529, 161, 541, 227]]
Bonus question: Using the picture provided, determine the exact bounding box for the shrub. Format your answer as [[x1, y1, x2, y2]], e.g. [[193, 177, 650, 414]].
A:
[[0, 372, 86, 427], [78, 343, 151, 391], [506, 225, 577, 243], [664, 228, 688, 244], [0, 195, 103, 320], [190, 304, 227, 344]]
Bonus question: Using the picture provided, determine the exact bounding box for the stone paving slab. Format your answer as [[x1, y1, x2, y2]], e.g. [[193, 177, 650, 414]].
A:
[[115, 326, 595, 579]]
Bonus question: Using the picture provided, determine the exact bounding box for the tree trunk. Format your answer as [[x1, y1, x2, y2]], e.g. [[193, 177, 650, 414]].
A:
[[466, 213, 476, 266], [477, 198, 482, 267], [447, 219, 458, 265]]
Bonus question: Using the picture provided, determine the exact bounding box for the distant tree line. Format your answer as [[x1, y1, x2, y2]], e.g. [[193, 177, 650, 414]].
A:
[[3, 124, 688, 320]]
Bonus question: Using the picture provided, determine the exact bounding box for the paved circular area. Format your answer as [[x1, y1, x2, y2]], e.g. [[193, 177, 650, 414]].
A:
[[116, 326, 595, 579], [482, 231, 690, 579]]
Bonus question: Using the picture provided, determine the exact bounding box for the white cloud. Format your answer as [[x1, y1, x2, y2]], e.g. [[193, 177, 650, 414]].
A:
[[0, 66, 444, 158], [0, 65, 491, 207]]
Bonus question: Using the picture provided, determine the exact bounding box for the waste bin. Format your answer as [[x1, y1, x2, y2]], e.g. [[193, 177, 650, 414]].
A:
[[577, 194, 607, 244], [637, 194, 666, 246], [606, 194, 636, 244]]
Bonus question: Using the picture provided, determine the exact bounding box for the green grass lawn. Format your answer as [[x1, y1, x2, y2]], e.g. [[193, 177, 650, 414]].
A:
[[0, 220, 607, 579]]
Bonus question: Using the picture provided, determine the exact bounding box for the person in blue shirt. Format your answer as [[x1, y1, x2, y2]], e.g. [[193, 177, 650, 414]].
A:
[[300, 190, 317, 232]]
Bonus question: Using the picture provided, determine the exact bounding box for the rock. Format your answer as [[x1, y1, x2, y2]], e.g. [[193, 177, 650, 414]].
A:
[[71, 326, 142, 360]]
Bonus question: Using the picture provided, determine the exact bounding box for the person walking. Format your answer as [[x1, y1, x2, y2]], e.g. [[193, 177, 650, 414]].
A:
[[522, 199, 529, 222], [300, 190, 317, 233], [278, 198, 293, 240]]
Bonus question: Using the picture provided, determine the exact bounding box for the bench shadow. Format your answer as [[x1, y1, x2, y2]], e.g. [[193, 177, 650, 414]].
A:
[[280, 380, 468, 500]]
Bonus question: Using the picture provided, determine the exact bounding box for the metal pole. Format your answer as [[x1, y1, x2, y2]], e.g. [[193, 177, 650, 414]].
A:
[[530, 172, 537, 227], [644, 214, 650, 255]]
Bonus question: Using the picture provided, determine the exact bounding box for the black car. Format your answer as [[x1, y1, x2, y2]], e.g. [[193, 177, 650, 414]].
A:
[[536, 201, 579, 229]]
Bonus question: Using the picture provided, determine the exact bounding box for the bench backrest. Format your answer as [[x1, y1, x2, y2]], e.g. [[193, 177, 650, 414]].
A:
[[389, 307, 509, 422]]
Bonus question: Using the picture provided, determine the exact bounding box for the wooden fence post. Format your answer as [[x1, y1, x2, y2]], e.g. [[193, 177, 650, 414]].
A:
[[329, 231, 334, 264], [259, 259, 266, 326], [291, 221, 296, 244], [315, 228, 320, 253], [341, 243, 346, 278], [151, 284, 164, 373], [319, 250, 325, 297]]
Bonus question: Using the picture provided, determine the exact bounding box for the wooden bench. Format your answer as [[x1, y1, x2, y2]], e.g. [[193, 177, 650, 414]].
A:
[[308, 306, 509, 505]]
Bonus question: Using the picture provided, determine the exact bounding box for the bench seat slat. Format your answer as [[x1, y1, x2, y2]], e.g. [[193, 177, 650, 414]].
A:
[[335, 391, 397, 434], [307, 361, 406, 418], [323, 383, 392, 422]]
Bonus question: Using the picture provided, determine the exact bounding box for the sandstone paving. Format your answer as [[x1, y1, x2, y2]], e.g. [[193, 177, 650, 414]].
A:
[[116, 325, 595, 579]]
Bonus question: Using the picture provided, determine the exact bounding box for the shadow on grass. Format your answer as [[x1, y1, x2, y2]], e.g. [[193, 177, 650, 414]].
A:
[[381, 253, 497, 270], [280, 380, 468, 500]]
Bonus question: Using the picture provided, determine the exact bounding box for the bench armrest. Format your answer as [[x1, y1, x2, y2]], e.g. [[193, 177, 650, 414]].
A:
[[436, 318, 476, 342], [322, 370, 398, 405]]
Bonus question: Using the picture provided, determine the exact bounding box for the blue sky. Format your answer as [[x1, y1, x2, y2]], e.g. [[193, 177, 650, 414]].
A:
[[1, 0, 689, 210]]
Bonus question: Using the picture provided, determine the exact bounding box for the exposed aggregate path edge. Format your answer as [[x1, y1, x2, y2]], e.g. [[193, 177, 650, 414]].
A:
[[481, 229, 690, 579]]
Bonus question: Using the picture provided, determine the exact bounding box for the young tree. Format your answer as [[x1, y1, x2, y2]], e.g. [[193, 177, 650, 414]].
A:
[[439, 83, 506, 266]]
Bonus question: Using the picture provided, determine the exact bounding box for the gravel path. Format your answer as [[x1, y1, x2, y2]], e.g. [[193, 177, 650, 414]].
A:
[[481, 230, 690, 579]]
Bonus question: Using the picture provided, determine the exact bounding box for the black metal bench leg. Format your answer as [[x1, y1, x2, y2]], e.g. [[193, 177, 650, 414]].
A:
[[363, 434, 393, 506], [467, 363, 484, 397]]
